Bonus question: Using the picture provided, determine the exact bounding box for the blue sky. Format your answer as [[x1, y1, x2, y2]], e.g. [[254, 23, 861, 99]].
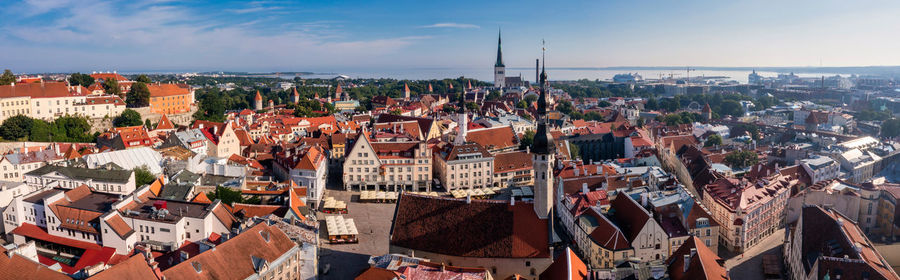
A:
[[2, 0, 900, 73]]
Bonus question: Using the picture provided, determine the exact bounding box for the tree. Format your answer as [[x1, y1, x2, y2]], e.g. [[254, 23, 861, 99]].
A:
[[114, 109, 143, 127], [104, 79, 122, 97], [68, 72, 95, 87], [719, 100, 744, 117], [568, 143, 581, 160], [645, 98, 658, 110], [389, 109, 402, 115], [597, 100, 612, 107], [126, 82, 151, 107], [465, 102, 479, 112], [520, 130, 535, 150], [883, 118, 900, 138], [207, 186, 245, 206], [0, 70, 15, 86], [557, 100, 574, 115], [524, 94, 537, 104], [0, 115, 33, 140], [487, 90, 501, 101], [516, 100, 527, 109], [704, 134, 723, 147], [724, 150, 759, 169], [29, 119, 51, 142], [662, 114, 683, 126], [135, 74, 152, 83], [134, 166, 156, 186]]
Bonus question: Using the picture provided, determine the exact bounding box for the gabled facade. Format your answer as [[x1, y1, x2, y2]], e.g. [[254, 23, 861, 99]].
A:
[[342, 135, 432, 192]]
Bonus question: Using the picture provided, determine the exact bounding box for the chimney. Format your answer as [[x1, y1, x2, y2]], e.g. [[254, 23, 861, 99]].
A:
[[690, 248, 697, 258], [641, 192, 648, 207], [510, 196, 515, 206], [582, 183, 588, 194], [466, 194, 471, 204], [683, 254, 691, 272]]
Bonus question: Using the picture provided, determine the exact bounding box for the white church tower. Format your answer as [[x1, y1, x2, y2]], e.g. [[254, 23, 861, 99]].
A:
[[493, 30, 506, 89]]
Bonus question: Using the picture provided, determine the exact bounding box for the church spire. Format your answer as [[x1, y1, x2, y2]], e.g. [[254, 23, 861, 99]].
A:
[[495, 29, 504, 67], [532, 40, 555, 155]]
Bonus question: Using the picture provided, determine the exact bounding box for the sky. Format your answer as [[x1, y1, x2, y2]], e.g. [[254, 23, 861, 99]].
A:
[[3, 0, 900, 73]]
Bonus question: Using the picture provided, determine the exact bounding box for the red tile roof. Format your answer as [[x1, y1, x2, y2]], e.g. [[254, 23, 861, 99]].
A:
[[156, 114, 174, 130], [231, 203, 288, 218], [0, 82, 80, 99], [391, 193, 550, 258], [466, 126, 518, 151], [147, 83, 190, 97], [161, 223, 297, 280], [609, 194, 652, 241], [105, 213, 134, 239], [493, 151, 532, 173], [90, 73, 128, 81], [539, 247, 588, 280], [666, 236, 728, 280], [88, 254, 162, 280], [0, 245, 71, 280]]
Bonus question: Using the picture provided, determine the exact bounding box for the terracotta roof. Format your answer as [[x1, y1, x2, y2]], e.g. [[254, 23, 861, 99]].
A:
[[661, 135, 699, 152], [0, 82, 79, 99], [288, 186, 307, 220], [90, 73, 128, 81], [231, 203, 288, 218], [609, 194, 652, 241], [539, 247, 588, 280], [147, 83, 190, 97], [234, 129, 255, 146], [161, 223, 297, 280], [156, 115, 175, 130], [210, 203, 237, 230], [105, 213, 134, 239], [666, 236, 727, 280], [88, 254, 161, 280], [191, 192, 212, 204], [466, 126, 518, 151], [391, 193, 550, 258], [582, 208, 630, 251], [0, 246, 72, 280], [797, 206, 899, 280], [355, 267, 402, 280], [494, 151, 532, 173]]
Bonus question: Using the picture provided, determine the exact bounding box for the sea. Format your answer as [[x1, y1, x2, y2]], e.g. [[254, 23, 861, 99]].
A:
[[276, 67, 852, 84]]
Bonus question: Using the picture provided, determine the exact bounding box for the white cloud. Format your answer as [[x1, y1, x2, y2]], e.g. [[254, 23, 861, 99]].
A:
[[420, 23, 480, 29], [1, 0, 430, 71]]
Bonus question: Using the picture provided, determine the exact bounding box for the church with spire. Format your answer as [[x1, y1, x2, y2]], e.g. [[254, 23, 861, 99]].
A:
[[494, 30, 506, 89], [493, 30, 527, 89]]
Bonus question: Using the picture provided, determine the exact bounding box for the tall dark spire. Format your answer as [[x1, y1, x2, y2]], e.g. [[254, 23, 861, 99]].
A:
[[532, 41, 555, 155], [495, 29, 504, 67]]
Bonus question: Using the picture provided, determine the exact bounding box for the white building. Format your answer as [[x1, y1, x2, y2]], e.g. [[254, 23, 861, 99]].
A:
[[273, 146, 328, 207], [800, 156, 840, 184], [836, 149, 880, 184], [24, 165, 136, 195]]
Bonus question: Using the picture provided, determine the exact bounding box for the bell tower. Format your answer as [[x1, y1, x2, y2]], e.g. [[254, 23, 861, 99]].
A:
[[532, 42, 555, 220]]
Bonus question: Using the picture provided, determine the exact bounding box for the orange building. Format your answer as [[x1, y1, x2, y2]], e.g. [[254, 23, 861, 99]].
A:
[[147, 83, 193, 114]]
